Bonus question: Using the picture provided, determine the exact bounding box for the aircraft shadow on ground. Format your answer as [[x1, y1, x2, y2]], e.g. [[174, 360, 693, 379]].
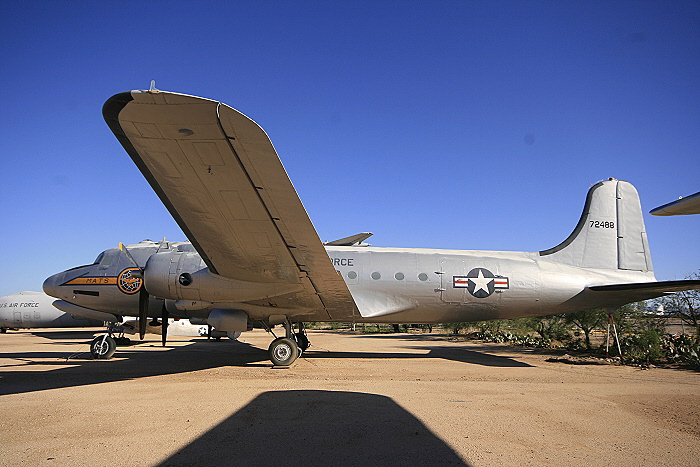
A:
[[0, 336, 530, 396], [0, 341, 269, 396], [158, 390, 468, 467], [345, 332, 456, 342], [305, 347, 531, 367]]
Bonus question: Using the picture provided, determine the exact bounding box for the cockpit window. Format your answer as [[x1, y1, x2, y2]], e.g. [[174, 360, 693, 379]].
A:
[[94, 252, 105, 264]]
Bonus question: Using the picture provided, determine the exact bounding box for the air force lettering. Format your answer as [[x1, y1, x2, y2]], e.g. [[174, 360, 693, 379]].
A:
[[453, 268, 509, 298]]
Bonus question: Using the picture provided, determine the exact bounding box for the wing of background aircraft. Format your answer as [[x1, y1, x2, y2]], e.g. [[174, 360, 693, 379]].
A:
[[650, 191, 700, 216], [103, 90, 357, 321], [324, 232, 373, 246]]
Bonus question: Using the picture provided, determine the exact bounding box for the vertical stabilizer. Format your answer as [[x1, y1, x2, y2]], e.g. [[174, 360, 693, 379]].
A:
[[539, 179, 652, 272]]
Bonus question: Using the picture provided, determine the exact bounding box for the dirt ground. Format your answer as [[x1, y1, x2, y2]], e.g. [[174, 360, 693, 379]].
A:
[[0, 329, 698, 466]]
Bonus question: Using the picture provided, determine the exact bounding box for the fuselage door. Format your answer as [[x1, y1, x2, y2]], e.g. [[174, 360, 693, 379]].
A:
[[13, 311, 22, 327], [439, 258, 467, 303]]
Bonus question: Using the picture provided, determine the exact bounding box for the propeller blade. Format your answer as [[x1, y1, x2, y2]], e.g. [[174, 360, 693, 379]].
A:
[[138, 288, 148, 341], [119, 242, 141, 268], [161, 304, 169, 347]]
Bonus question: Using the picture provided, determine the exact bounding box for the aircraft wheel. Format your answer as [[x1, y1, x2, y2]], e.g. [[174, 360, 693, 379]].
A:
[[227, 331, 242, 340], [1, 328, 6, 333], [295, 332, 310, 351], [269, 337, 299, 366], [90, 336, 116, 359]]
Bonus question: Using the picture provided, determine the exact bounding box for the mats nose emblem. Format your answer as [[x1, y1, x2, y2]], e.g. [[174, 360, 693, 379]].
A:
[[118, 268, 144, 295]]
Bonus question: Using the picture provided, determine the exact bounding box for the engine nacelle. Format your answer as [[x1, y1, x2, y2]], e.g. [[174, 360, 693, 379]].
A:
[[143, 250, 302, 302]]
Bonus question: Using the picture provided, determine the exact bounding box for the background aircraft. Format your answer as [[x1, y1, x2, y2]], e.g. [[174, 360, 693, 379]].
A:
[[120, 316, 216, 338], [0, 291, 104, 332], [43, 90, 700, 366], [650, 191, 700, 216]]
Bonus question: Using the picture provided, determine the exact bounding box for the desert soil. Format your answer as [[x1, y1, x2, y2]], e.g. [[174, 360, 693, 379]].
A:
[[0, 329, 698, 466]]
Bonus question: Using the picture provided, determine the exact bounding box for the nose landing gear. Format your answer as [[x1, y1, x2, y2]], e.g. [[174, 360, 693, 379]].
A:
[[90, 334, 116, 359], [89, 324, 131, 359]]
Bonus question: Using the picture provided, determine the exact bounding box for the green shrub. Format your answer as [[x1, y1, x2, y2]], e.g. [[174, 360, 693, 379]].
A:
[[661, 334, 700, 367], [620, 330, 663, 362]]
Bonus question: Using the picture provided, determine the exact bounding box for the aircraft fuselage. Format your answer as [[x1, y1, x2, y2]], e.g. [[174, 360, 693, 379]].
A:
[[42, 240, 655, 326], [0, 291, 103, 330]]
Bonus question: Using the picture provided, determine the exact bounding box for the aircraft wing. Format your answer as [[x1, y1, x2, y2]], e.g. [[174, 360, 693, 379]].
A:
[[103, 90, 357, 321], [325, 232, 373, 246], [587, 280, 700, 302], [650, 191, 700, 216]]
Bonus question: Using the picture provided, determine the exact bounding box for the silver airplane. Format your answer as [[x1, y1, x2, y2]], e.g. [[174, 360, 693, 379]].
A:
[[0, 291, 105, 332], [42, 89, 700, 366]]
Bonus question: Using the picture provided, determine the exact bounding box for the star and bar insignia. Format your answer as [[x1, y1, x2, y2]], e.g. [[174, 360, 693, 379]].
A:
[[453, 268, 509, 298]]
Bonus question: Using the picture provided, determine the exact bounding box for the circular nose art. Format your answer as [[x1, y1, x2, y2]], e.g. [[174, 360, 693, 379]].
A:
[[118, 268, 144, 294]]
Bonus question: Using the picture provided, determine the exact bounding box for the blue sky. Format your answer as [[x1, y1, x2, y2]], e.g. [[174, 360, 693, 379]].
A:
[[1, 1, 698, 296]]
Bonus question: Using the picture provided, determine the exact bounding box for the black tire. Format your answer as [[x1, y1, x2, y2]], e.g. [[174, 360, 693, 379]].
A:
[[268, 337, 299, 366], [90, 336, 116, 359], [114, 336, 131, 346], [295, 332, 310, 351]]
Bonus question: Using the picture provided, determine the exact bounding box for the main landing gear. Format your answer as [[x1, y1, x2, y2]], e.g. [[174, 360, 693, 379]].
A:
[[267, 321, 310, 367]]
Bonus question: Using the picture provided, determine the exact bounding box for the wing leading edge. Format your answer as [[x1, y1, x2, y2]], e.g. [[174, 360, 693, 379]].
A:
[[103, 90, 357, 321]]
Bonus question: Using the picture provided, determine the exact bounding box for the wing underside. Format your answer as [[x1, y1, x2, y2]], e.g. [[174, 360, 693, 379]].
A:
[[103, 90, 357, 321]]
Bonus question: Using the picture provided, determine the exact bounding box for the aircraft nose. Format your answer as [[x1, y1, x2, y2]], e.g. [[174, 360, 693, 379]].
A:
[[43, 272, 64, 298]]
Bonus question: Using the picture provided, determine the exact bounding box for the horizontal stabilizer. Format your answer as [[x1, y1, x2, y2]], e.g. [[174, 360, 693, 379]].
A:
[[325, 232, 373, 246], [587, 280, 700, 303]]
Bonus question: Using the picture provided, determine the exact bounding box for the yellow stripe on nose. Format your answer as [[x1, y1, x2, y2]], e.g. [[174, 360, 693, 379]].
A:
[[65, 277, 118, 285]]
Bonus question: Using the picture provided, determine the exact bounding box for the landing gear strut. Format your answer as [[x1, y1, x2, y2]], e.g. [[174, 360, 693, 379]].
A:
[[266, 321, 310, 366], [295, 322, 310, 351]]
